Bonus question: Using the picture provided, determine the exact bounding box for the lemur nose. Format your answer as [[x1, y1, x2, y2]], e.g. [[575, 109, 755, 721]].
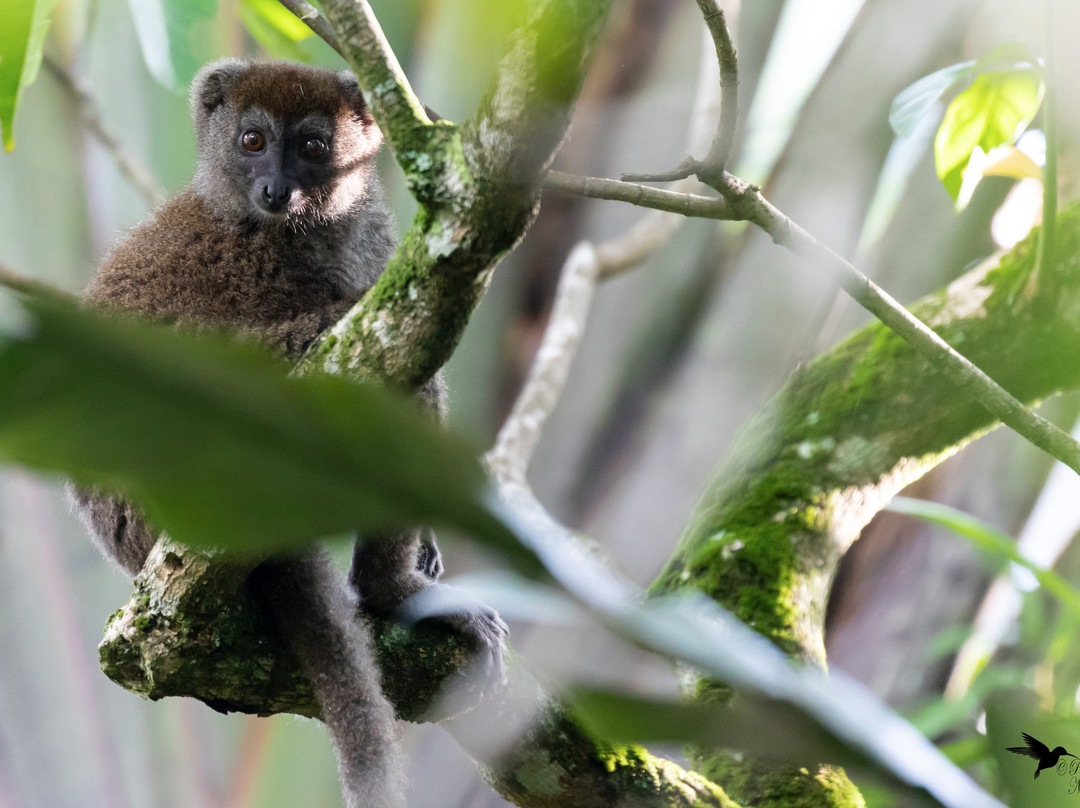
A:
[[261, 180, 292, 208]]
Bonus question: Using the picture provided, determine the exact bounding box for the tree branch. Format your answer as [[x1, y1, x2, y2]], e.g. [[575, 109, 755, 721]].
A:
[[545, 167, 1080, 477], [276, 0, 345, 58], [43, 56, 165, 208], [0, 262, 77, 301], [317, 0, 433, 149], [695, 0, 738, 173], [716, 172, 1080, 475], [99, 539, 732, 808], [300, 0, 614, 392], [545, 171, 730, 218], [655, 201, 1080, 663]]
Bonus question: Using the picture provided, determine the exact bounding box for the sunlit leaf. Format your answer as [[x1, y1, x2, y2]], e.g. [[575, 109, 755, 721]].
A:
[[977, 144, 1043, 180], [887, 497, 1080, 620], [956, 144, 1042, 210], [0, 293, 542, 576], [0, 0, 60, 151], [240, 0, 316, 61], [935, 69, 1043, 202], [126, 0, 218, 91], [242, 0, 313, 41], [890, 60, 975, 138]]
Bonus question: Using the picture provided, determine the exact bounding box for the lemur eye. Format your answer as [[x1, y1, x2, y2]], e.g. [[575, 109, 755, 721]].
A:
[[240, 131, 265, 152], [300, 137, 328, 160]]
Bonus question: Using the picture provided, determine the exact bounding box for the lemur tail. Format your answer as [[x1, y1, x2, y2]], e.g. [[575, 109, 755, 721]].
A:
[[251, 553, 407, 808]]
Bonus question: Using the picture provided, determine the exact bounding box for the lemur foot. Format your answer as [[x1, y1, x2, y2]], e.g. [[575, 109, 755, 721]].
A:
[[416, 530, 444, 580], [400, 583, 509, 701]]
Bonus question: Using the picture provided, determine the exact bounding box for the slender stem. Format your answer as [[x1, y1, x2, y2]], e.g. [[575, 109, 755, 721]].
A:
[[719, 173, 1080, 475], [622, 158, 698, 183], [43, 56, 165, 208], [547, 166, 1080, 476], [695, 0, 739, 174], [0, 263, 76, 301], [276, 0, 346, 59], [486, 243, 600, 481], [1036, 0, 1058, 288], [545, 171, 730, 219]]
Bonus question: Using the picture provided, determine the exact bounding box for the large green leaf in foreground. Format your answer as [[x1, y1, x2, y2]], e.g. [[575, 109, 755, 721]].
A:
[[0, 292, 1009, 808], [0, 294, 536, 571]]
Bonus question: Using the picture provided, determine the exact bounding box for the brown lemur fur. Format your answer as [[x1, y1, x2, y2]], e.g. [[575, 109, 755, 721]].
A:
[[70, 59, 507, 808]]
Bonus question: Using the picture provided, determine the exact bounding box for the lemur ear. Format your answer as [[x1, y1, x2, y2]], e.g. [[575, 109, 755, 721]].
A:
[[336, 71, 375, 125], [190, 58, 250, 122]]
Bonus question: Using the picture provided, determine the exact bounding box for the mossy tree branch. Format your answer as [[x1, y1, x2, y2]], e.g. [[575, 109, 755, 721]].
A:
[[300, 0, 613, 392], [74, 1, 1075, 806], [651, 206, 1080, 805], [94, 2, 738, 807]]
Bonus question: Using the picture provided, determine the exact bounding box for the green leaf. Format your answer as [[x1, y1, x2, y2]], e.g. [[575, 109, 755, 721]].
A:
[[242, 0, 313, 41], [126, 0, 218, 91], [0, 293, 542, 576], [889, 59, 975, 138], [0, 0, 60, 151], [934, 69, 1044, 201], [887, 497, 1080, 620], [239, 0, 316, 62]]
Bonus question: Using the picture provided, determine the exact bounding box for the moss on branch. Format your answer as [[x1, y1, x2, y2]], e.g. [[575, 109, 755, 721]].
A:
[[651, 203, 1080, 806], [301, 0, 614, 392]]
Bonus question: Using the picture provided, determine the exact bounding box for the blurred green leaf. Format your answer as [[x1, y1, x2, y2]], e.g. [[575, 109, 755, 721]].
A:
[[888, 497, 1080, 620], [524, 573, 1005, 808], [126, 0, 218, 91], [0, 293, 1006, 808], [934, 69, 1043, 202], [890, 44, 1039, 141], [890, 59, 975, 138], [0, 294, 541, 575], [242, 0, 313, 41], [571, 687, 968, 808], [240, 0, 315, 62], [0, 0, 60, 151], [938, 735, 990, 769]]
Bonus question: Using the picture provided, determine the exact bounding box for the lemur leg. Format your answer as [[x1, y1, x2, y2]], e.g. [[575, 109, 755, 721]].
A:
[[349, 531, 508, 686], [68, 486, 157, 576]]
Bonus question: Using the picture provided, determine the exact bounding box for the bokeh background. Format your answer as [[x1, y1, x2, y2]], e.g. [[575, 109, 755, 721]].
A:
[[3, 1, 1080, 805]]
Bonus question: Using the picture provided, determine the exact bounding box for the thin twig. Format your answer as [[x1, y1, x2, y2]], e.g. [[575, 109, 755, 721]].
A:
[[43, 56, 165, 208], [0, 263, 77, 301], [276, 0, 346, 59], [495, 31, 726, 478], [713, 172, 1080, 476], [486, 243, 600, 481], [546, 165, 1080, 475], [622, 1, 738, 182], [1035, 0, 1058, 289], [695, 0, 738, 174], [545, 171, 730, 218], [622, 158, 699, 183]]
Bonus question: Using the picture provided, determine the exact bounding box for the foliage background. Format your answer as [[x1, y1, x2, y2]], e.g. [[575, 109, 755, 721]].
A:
[[3, 0, 1080, 806]]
